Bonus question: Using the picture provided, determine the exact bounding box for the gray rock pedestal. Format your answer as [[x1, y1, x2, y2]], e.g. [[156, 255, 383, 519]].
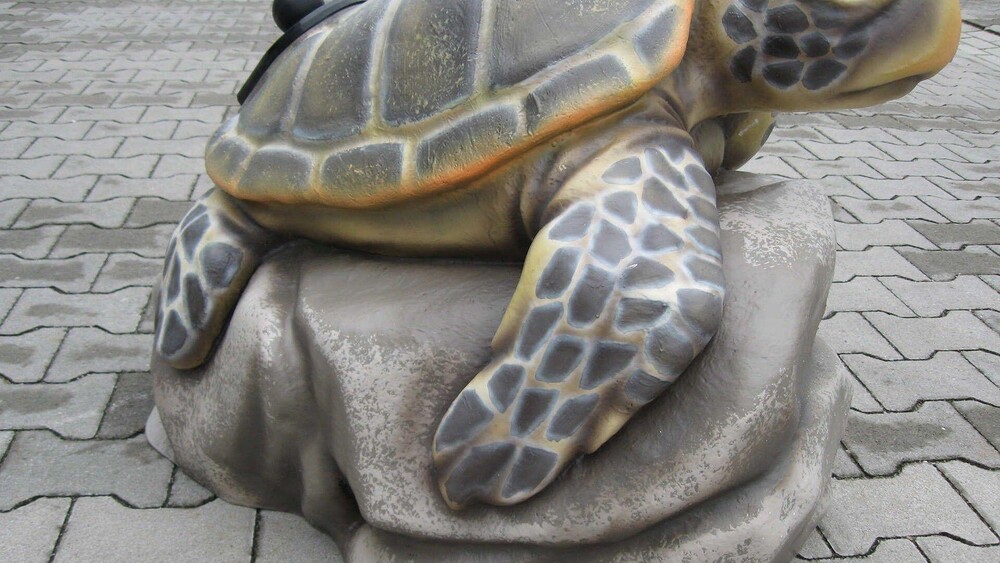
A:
[[148, 174, 850, 562]]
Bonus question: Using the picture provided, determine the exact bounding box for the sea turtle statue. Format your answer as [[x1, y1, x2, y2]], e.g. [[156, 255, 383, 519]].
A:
[[155, 0, 960, 509]]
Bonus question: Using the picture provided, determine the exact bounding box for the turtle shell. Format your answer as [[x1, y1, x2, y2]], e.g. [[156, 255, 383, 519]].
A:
[[207, 0, 694, 208]]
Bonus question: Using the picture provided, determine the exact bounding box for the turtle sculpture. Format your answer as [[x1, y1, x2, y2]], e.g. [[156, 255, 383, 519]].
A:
[[156, 0, 960, 509]]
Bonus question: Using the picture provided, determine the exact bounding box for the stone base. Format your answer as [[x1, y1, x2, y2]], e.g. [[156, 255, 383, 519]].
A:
[[149, 174, 851, 562]]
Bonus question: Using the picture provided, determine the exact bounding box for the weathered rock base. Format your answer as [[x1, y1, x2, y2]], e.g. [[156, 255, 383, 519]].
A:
[[149, 174, 851, 562]]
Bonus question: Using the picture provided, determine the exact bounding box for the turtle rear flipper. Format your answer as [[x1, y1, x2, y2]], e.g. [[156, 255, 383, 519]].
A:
[[155, 190, 283, 369]]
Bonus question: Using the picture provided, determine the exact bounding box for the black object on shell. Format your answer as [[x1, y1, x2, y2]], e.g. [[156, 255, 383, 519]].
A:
[[273, 0, 324, 32]]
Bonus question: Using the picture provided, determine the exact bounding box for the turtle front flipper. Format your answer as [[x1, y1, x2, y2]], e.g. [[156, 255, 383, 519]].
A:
[[155, 189, 282, 369], [433, 130, 725, 508]]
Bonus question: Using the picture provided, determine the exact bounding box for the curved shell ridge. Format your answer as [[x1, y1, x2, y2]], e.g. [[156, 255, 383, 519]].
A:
[[487, 0, 668, 89], [236, 38, 309, 141], [632, 1, 694, 68], [316, 139, 409, 206], [379, 0, 484, 126], [291, 1, 387, 142], [205, 117, 253, 194], [403, 1, 687, 191], [281, 26, 335, 135], [236, 143, 315, 202]]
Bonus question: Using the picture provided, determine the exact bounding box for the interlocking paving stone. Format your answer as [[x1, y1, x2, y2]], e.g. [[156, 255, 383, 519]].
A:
[[0, 431, 11, 461], [0, 199, 29, 229], [0, 156, 64, 179], [741, 155, 801, 178], [826, 279, 912, 316], [0, 432, 172, 511], [899, 245, 1000, 280], [813, 176, 868, 198], [864, 158, 962, 181], [166, 470, 215, 508], [152, 154, 202, 178], [141, 106, 226, 124], [937, 460, 1000, 531], [798, 141, 888, 160], [866, 311, 1000, 359], [0, 255, 105, 292], [256, 510, 343, 563], [0, 225, 64, 258], [818, 313, 902, 360], [46, 329, 152, 382], [97, 372, 153, 439], [92, 254, 163, 292], [57, 106, 144, 125], [83, 120, 177, 142], [0, 176, 97, 202], [795, 529, 834, 559], [115, 138, 204, 158], [0, 121, 93, 142], [872, 141, 967, 163], [816, 126, 899, 144], [834, 197, 949, 223], [22, 136, 120, 158], [87, 174, 197, 201], [0, 287, 149, 335], [844, 353, 1000, 411], [0, 374, 115, 439], [940, 160, 1000, 182], [0, 498, 71, 563], [923, 196, 1000, 223], [953, 400, 1000, 450], [819, 464, 997, 556], [0, 137, 32, 158], [835, 221, 935, 251], [0, 328, 64, 383], [53, 155, 158, 179], [124, 198, 193, 227], [50, 224, 175, 259], [0, 288, 20, 325], [785, 156, 882, 179], [833, 446, 864, 478], [14, 198, 135, 229], [917, 537, 1000, 563], [833, 248, 927, 282], [976, 308, 1000, 333], [172, 120, 222, 140], [983, 275, 1000, 295], [796, 539, 925, 562], [850, 381, 890, 411], [932, 178, 1000, 199], [843, 402, 1000, 475], [53, 498, 254, 563], [881, 275, 1000, 315], [137, 292, 157, 334]]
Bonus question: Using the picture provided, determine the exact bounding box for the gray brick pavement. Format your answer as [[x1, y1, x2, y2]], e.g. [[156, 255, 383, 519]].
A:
[[843, 352, 1000, 411], [0, 1, 997, 561], [818, 463, 996, 556], [843, 402, 1000, 474]]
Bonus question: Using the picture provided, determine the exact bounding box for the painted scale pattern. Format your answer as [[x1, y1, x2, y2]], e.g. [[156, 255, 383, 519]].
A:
[[722, 0, 872, 90], [433, 138, 724, 507], [205, 0, 694, 208], [155, 190, 278, 369]]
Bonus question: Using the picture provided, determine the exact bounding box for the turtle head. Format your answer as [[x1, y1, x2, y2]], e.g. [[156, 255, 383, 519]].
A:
[[689, 0, 961, 115]]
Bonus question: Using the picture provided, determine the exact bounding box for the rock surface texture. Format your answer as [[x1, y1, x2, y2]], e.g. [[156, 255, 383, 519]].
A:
[[149, 174, 850, 561]]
